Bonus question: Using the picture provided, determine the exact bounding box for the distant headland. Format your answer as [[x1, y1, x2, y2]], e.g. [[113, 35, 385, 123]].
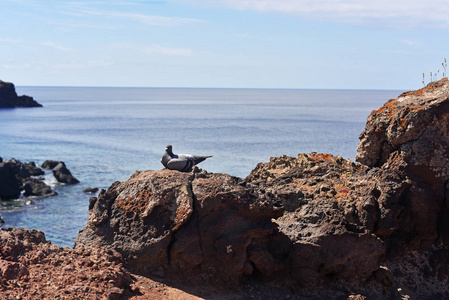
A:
[[0, 80, 42, 108]]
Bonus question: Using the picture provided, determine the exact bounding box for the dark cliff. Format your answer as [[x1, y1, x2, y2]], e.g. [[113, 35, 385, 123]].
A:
[[0, 80, 42, 108]]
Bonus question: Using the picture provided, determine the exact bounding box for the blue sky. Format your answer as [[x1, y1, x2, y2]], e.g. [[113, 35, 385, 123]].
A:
[[1, 0, 448, 89]]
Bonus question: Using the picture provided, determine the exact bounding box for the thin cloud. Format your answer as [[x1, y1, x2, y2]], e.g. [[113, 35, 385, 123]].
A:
[[61, 2, 204, 26], [0, 38, 21, 44], [400, 39, 421, 47], [40, 41, 73, 52], [145, 45, 192, 56], [105, 11, 203, 26], [0, 38, 34, 50], [175, 0, 449, 29], [52, 60, 113, 70], [2, 61, 46, 70]]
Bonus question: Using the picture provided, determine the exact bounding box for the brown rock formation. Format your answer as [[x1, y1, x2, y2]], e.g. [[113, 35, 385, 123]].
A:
[[0, 228, 130, 299], [357, 78, 449, 251], [5, 79, 449, 299], [75, 169, 284, 285], [246, 154, 387, 286]]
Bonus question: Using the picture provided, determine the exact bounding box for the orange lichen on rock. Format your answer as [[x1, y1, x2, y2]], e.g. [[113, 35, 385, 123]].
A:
[[310, 153, 333, 162], [118, 189, 153, 217], [173, 205, 191, 230], [399, 78, 448, 98], [372, 98, 398, 117]]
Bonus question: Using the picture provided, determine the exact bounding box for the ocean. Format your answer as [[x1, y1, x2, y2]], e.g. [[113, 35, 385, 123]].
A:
[[0, 87, 402, 247]]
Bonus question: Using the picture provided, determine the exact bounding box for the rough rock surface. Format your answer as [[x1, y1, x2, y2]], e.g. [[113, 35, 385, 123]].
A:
[[0, 80, 42, 108], [75, 169, 283, 285], [0, 228, 131, 299], [246, 153, 387, 286], [357, 78, 449, 251]]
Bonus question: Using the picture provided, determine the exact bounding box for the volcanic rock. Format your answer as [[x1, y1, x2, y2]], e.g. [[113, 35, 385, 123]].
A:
[[4, 79, 449, 299], [52, 162, 80, 184], [23, 178, 58, 197], [0, 158, 58, 200], [0, 162, 21, 200], [0, 228, 130, 299], [75, 169, 284, 284], [41, 160, 60, 170], [83, 187, 99, 194], [357, 78, 449, 251], [0, 80, 42, 108], [23, 161, 45, 176], [246, 153, 387, 286]]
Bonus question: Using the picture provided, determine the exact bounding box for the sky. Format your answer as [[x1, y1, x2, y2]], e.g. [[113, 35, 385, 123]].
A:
[[1, 0, 449, 89]]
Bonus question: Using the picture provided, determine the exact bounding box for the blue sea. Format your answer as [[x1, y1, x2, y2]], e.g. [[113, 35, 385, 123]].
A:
[[0, 87, 402, 247]]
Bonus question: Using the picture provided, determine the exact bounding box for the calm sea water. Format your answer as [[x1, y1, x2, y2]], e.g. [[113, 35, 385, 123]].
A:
[[0, 87, 402, 247]]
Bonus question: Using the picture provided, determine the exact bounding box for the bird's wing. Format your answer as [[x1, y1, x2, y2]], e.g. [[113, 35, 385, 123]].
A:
[[167, 156, 194, 172]]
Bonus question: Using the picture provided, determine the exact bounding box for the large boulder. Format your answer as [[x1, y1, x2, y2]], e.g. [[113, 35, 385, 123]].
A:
[[0, 163, 21, 200], [0, 80, 42, 108], [23, 178, 57, 197], [42, 160, 80, 184], [52, 162, 80, 184], [246, 153, 387, 286], [75, 169, 283, 284], [356, 78, 449, 251]]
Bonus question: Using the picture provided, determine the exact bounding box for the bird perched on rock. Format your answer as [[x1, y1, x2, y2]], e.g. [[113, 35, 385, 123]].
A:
[[161, 145, 212, 172]]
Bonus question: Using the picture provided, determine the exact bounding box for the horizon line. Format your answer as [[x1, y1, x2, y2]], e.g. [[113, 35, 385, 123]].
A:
[[16, 84, 408, 92]]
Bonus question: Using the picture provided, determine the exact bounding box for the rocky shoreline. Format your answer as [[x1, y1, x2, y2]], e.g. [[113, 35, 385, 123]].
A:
[[2, 79, 449, 299], [0, 80, 42, 108]]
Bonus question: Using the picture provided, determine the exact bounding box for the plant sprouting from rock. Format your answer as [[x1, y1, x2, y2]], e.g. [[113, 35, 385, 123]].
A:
[[422, 58, 447, 85], [443, 58, 447, 78]]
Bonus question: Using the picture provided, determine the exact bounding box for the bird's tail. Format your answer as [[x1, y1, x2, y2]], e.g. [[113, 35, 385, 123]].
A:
[[192, 155, 213, 165]]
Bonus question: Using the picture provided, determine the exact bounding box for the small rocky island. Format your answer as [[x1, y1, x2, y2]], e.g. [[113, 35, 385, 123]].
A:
[[2, 79, 449, 299], [0, 80, 42, 108]]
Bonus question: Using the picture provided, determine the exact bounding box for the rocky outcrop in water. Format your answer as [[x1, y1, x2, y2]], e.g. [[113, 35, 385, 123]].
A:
[[83, 187, 99, 194], [0, 158, 80, 201], [0, 159, 56, 200], [42, 160, 80, 184], [0, 80, 42, 108]]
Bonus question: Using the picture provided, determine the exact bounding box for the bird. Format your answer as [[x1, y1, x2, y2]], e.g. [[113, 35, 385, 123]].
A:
[[161, 145, 212, 172]]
